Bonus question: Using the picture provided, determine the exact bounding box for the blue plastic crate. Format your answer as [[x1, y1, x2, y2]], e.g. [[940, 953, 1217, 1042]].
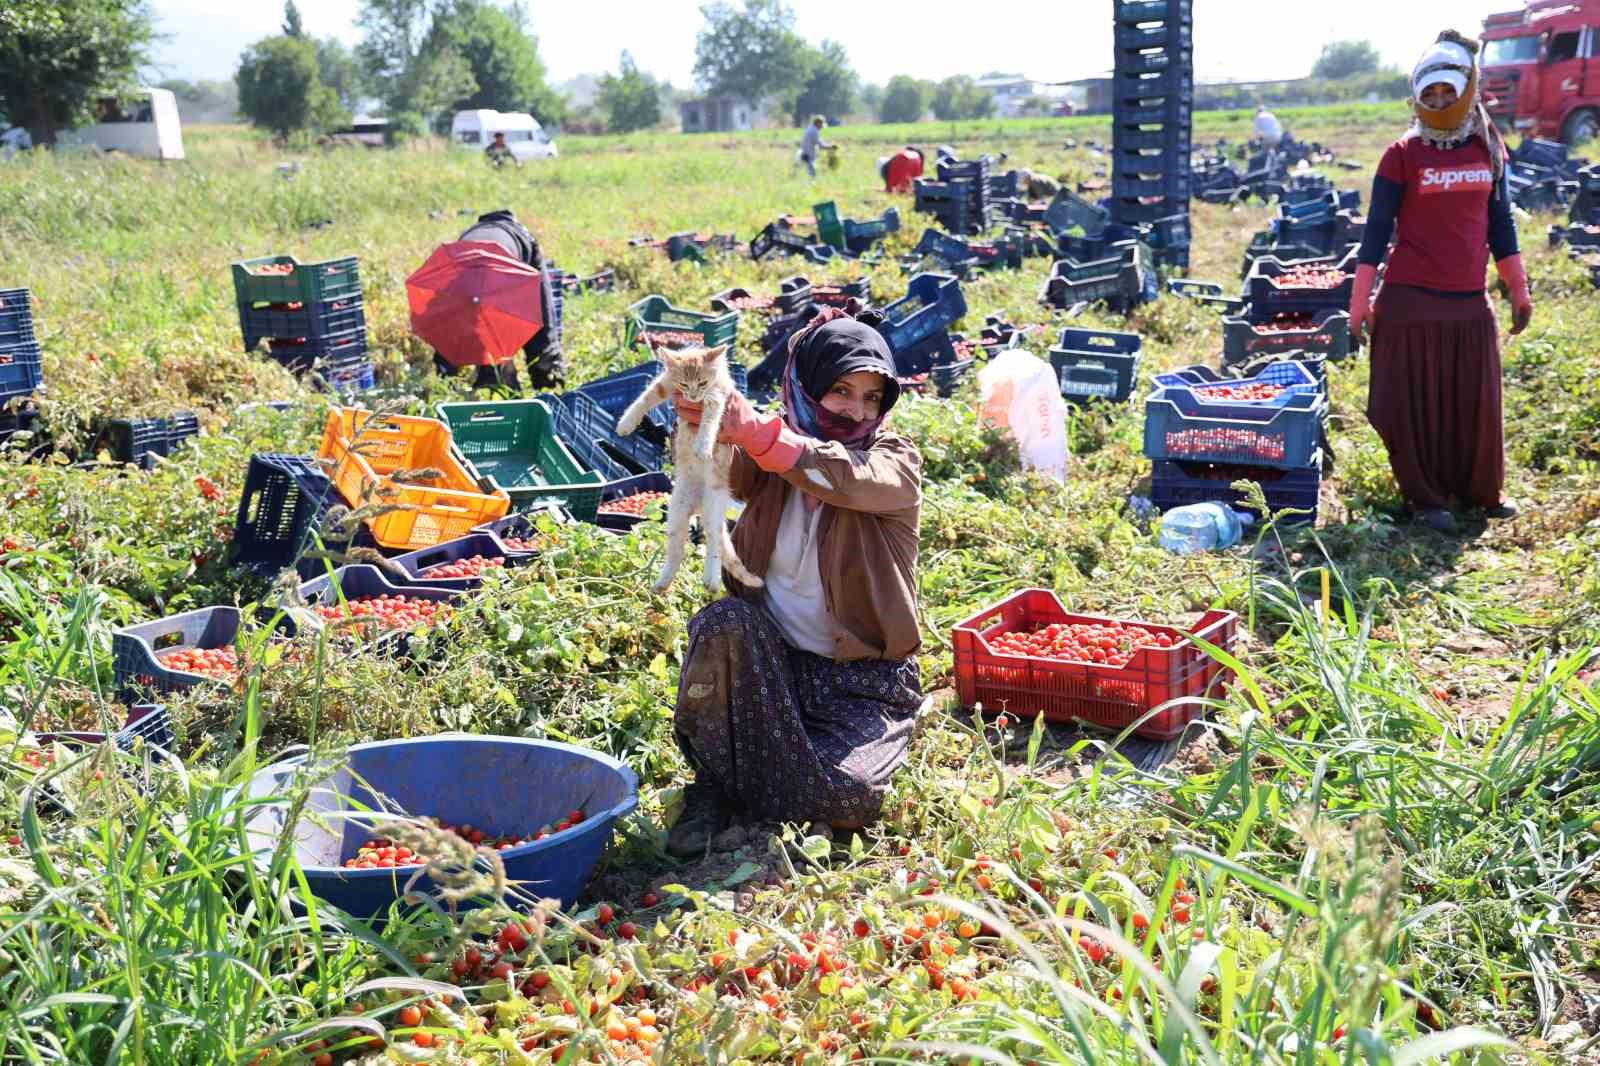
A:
[[1143, 387, 1326, 469], [388, 532, 529, 591], [113, 606, 299, 700], [575, 361, 673, 445], [1043, 189, 1111, 236], [1113, 169, 1191, 201], [294, 565, 461, 653], [239, 295, 367, 352], [1246, 263, 1355, 316], [1111, 65, 1190, 101], [0, 337, 43, 403], [231, 452, 370, 578], [1150, 361, 1321, 410], [321, 358, 376, 394], [1114, 0, 1193, 23], [878, 273, 967, 355], [563, 390, 665, 475], [1116, 45, 1192, 75], [1049, 327, 1143, 403], [1151, 454, 1320, 526], [1041, 260, 1147, 312], [1113, 122, 1191, 154], [265, 325, 369, 373], [893, 328, 957, 378], [97, 412, 201, 469], [1115, 21, 1194, 52], [0, 288, 34, 348]]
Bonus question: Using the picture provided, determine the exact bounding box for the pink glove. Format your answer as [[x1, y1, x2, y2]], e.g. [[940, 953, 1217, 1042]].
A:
[[1495, 253, 1533, 335], [671, 393, 803, 472], [1349, 263, 1378, 349]]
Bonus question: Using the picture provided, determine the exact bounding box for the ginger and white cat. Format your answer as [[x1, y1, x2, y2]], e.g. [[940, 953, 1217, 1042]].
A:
[[614, 345, 764, 594]]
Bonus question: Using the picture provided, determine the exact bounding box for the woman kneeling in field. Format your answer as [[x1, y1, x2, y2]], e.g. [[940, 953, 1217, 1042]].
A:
[[664, 309, 924, 856]]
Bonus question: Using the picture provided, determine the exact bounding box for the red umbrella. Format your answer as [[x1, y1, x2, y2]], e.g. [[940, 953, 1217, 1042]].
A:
[[406, 240, 544, 368]]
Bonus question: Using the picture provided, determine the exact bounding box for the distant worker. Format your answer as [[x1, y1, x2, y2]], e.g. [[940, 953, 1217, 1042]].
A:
[[484, 131, 519, 168], [1254, 105, 1284, 149], [453, 209, 564, 390], [798, 116, 835, 179]]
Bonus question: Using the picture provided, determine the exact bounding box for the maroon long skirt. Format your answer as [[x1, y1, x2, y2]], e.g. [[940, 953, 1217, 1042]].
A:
[[1365, 283, 1505, 511], [674, 598, 921, 825]]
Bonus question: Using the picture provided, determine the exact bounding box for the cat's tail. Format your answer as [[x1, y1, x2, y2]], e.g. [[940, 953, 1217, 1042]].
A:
[[719, 526, 764, 589]]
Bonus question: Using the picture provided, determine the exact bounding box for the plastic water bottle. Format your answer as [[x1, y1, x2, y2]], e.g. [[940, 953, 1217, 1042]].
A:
[[1159, 502, 1254, 555]]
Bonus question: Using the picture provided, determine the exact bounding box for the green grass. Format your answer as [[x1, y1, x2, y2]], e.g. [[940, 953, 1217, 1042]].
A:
[[1, 111, 1598, 1064]]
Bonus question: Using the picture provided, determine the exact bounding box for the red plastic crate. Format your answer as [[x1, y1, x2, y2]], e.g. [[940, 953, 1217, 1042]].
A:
[[951, 589, 1237, 740]]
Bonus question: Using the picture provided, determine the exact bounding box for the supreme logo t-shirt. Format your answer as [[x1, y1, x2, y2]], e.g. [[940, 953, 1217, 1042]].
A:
[[1376, 136, 1498, 292]]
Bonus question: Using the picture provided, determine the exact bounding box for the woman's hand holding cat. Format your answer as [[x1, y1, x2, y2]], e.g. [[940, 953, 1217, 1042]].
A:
[[674, 391, 766, 448]]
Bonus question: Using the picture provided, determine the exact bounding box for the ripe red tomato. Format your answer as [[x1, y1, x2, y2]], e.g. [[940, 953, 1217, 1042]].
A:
[[157, 645, 239, 680], [420, 554, 506, 579]]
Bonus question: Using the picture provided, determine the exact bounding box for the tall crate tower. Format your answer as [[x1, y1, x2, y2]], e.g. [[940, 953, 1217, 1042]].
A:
[[1110, 0, 1195, 270]]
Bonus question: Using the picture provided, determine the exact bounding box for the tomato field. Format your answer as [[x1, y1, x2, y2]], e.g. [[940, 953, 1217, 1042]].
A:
[[2, 105, 1600, 1064]]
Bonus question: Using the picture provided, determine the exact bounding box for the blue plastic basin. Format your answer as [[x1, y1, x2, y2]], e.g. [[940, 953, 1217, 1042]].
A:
[[235, 735, 638, 917]]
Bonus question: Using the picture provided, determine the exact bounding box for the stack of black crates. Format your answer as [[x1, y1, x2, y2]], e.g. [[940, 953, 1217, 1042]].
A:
[[1110, 0, 1193, 271]]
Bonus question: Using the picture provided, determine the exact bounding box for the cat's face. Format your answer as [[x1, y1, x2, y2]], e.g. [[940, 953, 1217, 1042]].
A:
[[662, 344, 728, 402]]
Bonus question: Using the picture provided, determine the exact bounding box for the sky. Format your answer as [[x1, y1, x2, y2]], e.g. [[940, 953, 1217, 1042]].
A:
[[148, 0, 1523, 90]]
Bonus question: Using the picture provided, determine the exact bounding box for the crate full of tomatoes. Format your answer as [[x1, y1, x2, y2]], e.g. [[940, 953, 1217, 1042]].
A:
[[1245, 261, 1354, 316], [1149, 360, 1322, 411], [1222, 308, 1350, 365], [1142, 383, 1324, 470], [952, 588, 1237, 740]]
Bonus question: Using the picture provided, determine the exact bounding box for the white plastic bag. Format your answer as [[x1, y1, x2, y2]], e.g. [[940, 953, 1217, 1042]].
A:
[[977, 349, 1069, 481]]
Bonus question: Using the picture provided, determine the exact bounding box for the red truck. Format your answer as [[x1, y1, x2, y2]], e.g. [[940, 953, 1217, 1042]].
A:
[[1481, 0, 1600, 145]]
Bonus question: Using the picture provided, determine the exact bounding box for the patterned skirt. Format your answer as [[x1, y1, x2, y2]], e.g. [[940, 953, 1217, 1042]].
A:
[[674, 597, 922, 825]]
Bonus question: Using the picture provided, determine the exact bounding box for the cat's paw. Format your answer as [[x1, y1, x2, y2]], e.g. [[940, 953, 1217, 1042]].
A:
[[741, 574, 765, 589], [701, 571, 722, 594], [616, 413, 641, 436], [693, 438, 716, 461]]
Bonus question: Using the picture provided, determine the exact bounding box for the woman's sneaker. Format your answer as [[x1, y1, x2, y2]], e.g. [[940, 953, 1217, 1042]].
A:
[[1485, 501, 1518, 519]]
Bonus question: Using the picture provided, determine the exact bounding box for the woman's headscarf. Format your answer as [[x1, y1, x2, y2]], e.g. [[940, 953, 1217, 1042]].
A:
[[1408, 31, 1507, 187], [781, 305, 900, 448]]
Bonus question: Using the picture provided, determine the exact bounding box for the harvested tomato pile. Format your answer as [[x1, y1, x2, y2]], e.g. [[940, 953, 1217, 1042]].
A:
[[990, 620, 1178, 666], [420, 554, 506, 579], [721, 295, 773, 312], [156, 645, 239, 679], [1272, 267, 1345, 290], [1163, 426, 1286, 463], [642, 330, 705, 349], [499, 535, 549, 552], [1193, 381, 1285, 403], [341, 811, 586, 868], [599, 491, 669, 516], [953, 339, 977, 359], [1254, 313, 1317, 333], [250, 263, 295, 276], [19, 749, 55, 771], [312, 594, 450, 629]]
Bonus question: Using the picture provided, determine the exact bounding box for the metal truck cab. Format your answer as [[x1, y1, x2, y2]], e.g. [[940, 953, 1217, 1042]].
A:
[[1482, 1, 1600, 145]]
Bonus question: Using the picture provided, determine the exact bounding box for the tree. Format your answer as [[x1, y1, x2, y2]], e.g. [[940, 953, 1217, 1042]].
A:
[[315, 38, 367, 111], [879, 75, 926, 124], [860, 82, 883, 115], [788, 40, 856, 125], [427, 0, 563, 125], [597, 52, 661, 133], [355, 0, 438, 111], [283, 0, 304, 36], [1312, 40, 1382, 81], [693, 0, 808, 105], [931, 75, 994, 121], [236, 34, 347, 137], [0, 0, 155, 144]]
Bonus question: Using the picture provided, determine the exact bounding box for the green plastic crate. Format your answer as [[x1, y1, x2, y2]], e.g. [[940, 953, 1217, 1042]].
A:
[[232, 255, 362, 309], [623, 295, 740, 351], [813, 201, 845, 250], [436, 399, 604, 521]]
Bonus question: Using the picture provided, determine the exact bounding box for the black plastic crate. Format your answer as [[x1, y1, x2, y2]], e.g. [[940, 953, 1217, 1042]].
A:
[[1049, 327, 1142, 403], [1151, 454, 1320, 526], [1112, 169, 1191, 201], [594, 472, 673, 533], [1223, 309, 1352, 365], [264, 326, 369, 374], [388, 532, 530, 591], [1114, 123, 1192, 154], [96, 412, 201, 469], [1115, 44, 1192, 75]]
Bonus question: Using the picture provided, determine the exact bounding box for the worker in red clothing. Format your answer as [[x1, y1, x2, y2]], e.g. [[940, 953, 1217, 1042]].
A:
[[1349, 30, 1533, 535]]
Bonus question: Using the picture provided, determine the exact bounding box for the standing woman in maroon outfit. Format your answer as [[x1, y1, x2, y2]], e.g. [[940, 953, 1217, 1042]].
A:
[[1350, 30, 1534, 535]]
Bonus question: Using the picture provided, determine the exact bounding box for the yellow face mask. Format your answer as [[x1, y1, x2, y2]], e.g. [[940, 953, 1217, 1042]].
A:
[[1412, 66, 1478, 131]]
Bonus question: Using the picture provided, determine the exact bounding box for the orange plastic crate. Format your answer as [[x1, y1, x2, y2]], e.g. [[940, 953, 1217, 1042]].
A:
[[951, 588, 1237, 740], [318, 408, 509, 550]]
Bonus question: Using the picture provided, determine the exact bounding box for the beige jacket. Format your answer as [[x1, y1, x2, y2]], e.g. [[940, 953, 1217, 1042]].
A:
[[725, 431, 922, 662]]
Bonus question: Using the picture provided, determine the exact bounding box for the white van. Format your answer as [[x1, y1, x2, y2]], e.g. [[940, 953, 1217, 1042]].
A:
[[56, 88, 185, 160], [450, 109, 557, 161]]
